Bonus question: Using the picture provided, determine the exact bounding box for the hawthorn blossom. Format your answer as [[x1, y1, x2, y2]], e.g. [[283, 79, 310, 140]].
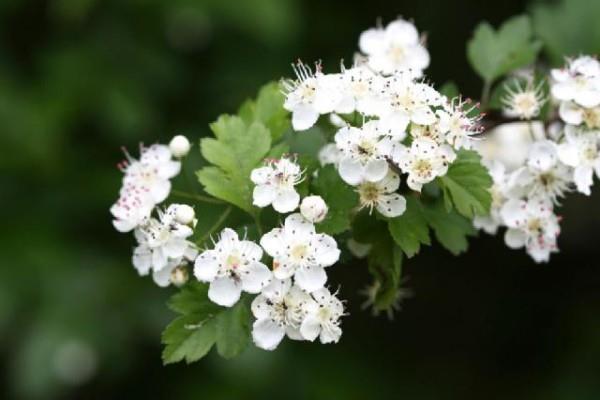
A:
[[500, 196, 560, 263], [260, 214, 340, 292], [251, 157, 303, 213], [501, 80, 546, 120], [551, 56, 600, 108], [334, 120, 394, 186], [194, 228, 272, 307], [556, 126, 600, 195], [436, 97, 482, 149], [282, 61, 342, 131], [251, 279, 317, 350], [358, 18, 430, 77], [300, 195, 328, 223], [151, 259, 191, 287], [110, 189, 154, 233], [356, 172, 406, 218], [392, 137, 456, 191], [300, 287, 345, 344], [335, 65, 383, 116], [558, 101, 600, 129]]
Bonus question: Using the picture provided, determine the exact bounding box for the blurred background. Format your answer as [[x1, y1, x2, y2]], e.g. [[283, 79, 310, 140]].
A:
[[2, 0, 600, 398]]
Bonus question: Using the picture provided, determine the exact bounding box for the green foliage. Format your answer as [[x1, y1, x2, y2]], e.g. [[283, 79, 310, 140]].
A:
[[197, 115, 271, 213], [439, 149, 493, 219], [467, 15, 541, 84], [422, 199, 477, 255], [388, 196, 431, 258], [439, 81, 460, 99], [162, 283, 252, 365], [532, 0, 600, 65], [312, 165, 358, 235], [239, 81, 291, 141]]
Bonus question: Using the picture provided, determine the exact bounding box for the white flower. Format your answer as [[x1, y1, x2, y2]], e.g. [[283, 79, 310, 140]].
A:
[[169, 135, 191, 157], [300, 195, 328, 223], [260, 214, 340, 292], [436, 97, 482, 150], [378, 74, 442, 137], [318, 143, 342, 167], [152, 260, 191, 288], [501, 80, 546, 120], [507, 140, 572, 203], [194, 228, 272, 307], [132, 208, 197, 282], [392, 138, 456, 191], [251, 157, 303, 213], [251, 279, 318, 350], [558, 101, 600, 129], [500, 196, 560, 263], [556, 126, 600, 195], [335, 65, 385, 115], [334, 120, 394, 185], [474, 160, 509, 234], [300, 287, 344, 344], [359, 18, 430, 77], [551, 56, 600, 108], [282, 61, 342, 131], [356, 172, 406, 217], [110, 188, 154, 232]]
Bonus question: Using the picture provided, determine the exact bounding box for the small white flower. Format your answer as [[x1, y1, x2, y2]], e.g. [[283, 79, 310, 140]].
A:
[[436, 97, 482, 150], [356, 172, 406, 218], [359, 18, 430, 77], [251, 157, 303, 213], [501, 80, 546, 120], [500, 196, 560, 263], [300, 195, 328, 223], [392, 138, 456, 191], [300, 287, 344, 344], [334, 120, 394, 185], [110, 187, 154, 233], [251, 279, 318, 350], [169, 135, 191, 157], [335, 65, 385, 115], [152, 259, 191, 288], [558, 101, 600, 129], [260, 214, 340, 292], [194, 228, 272, 307], [132, 208, 197, 282], [507, 140, 572, 203], [551, 56, 600, 108], [282, 61, 342, 131], [556, 126, 600, 195]]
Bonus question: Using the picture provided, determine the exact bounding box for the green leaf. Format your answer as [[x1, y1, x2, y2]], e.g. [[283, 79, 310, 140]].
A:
[[439, 81, 460, 99], [439, 149, 493, 219], [532, 0, 600, 66], [422, 199, 477, 255], [238, 82, 290, 141], [161, 283, 252, 365], [197, 115, 271, 213], [388, 196, 431, 258], [311, 165, 358, 235], [215, 299, 252, 359], [367, 239, 403, 314], [467, 15, 541, 84]]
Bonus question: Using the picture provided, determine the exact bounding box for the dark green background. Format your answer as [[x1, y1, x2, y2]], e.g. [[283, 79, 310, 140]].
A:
[[2, 0, 600, 399]]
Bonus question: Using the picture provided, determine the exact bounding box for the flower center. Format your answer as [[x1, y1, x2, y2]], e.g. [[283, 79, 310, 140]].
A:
[[290, 244, 309, 262], [583, 108, 600, 129], [582, 144, 597, 162], [358, 182, 381, 206], [225, 253, 242, 270], [513, 93, 538, 117], [413, 159, 433, 177], [527, 218, 543, 234], [388, 44, 406, 63], [299, 80, 317, 103], [351, 81, 369, 97]]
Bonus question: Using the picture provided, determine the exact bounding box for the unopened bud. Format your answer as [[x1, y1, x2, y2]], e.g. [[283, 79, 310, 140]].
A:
[[175, 204, 195, 225], [170, 265, 189, 287], [169, 135, 191, 157], [300, 195, 328, 223]]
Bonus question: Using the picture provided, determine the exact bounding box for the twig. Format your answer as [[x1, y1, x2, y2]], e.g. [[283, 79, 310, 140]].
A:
[[171, 189, 224, 205]]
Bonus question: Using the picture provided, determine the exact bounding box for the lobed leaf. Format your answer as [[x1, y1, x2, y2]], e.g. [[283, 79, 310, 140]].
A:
[[311, 165, 358, 235], [388, 196, 431, 258]]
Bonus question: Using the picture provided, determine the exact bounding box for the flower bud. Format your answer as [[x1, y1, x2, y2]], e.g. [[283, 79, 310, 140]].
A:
[[170, 266, 189, 287], [169, 135, 191, 157], [300, 195, 328, 223], [175, 204, 195, 225]]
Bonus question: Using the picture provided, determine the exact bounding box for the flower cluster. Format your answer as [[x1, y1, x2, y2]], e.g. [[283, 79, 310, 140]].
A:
[[474, 55, 600, 262], [282, 18, 481, 220]]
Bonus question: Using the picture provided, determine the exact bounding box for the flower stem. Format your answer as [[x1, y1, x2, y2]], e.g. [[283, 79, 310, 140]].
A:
[[171, 189, 224, 205], [196, 206, 232, 246], [481, 80, 492, 110]]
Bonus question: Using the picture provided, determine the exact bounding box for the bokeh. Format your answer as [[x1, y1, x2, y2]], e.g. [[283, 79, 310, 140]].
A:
[[2, 0, 600, 399]]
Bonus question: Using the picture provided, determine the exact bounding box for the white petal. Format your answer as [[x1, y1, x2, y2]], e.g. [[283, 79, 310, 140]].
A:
[[260, 228, 284, 257], [363, 159, 389, 182], [250, 167, 272, 185], [338, 158, 364, 185], [358, 28, 386, 54], [208, 277, 242, 307], [157, 160, 181, 179], [261, 278, 292, 301], [299, 314, 321, 341], [272, 189, 300, 213], [376, 193, 406, 217], [411, 106, 436, 125], [193, 250, 219, 282], [150, 180, 171, 203], [504, 228, 526, 249], [320, 324, 342, 344], [528, 140, 557, 171], [163, 239, 188, 258], [251, 295, 271, 319], [500, 199, 527, 228], [284, 213, 316, 238], [574, 165, 593, 195], [152, 249, 168, 271], [386, 19, 419, 44], [240, 262, 272, 293], [132, 246, 152, 276], [294, 265, 327, 292], [292, 104, 319, 131], [252, 184, 276, 207], [311, 234, 341, 267], [559, 101, 583, 125], [252, 319, 286, 350], [556, 142, 580, 167], [152, 263, 175, 287]]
